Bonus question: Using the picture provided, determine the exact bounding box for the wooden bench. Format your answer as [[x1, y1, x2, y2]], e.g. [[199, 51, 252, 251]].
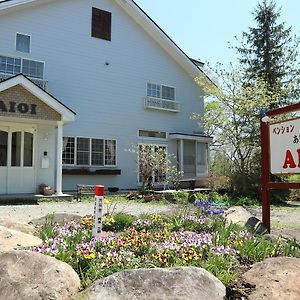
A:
[[76, 184, 96, 200]]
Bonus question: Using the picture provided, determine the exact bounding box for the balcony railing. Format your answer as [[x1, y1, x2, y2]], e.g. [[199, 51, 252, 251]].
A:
[[0, 73, 48, 90], [144, 97, 180, 112]]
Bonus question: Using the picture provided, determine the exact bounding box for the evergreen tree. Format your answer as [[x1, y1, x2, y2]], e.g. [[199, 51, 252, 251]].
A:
[[236, 0, 300, 107]]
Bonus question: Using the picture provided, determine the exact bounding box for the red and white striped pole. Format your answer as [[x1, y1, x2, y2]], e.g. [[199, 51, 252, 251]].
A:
[[92, 185, 104, 237]]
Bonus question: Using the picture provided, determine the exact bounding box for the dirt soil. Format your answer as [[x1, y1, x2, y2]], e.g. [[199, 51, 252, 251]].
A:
[[247, 205, 300, 240]]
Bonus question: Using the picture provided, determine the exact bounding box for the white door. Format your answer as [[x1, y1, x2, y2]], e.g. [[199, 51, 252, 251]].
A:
[[0, 126, 8, 194], [0, 124, 36, 194]]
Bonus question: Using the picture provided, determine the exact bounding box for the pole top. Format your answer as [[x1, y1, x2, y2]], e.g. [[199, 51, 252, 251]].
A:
[[95, 185, 105, 196]]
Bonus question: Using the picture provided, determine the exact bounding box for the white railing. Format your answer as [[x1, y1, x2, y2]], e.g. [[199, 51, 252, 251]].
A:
[[0, 73, 48, 90], [144, 97, 180, 112]]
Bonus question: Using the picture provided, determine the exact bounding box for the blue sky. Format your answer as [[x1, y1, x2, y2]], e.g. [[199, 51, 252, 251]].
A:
[[135, 0, 300, 67]]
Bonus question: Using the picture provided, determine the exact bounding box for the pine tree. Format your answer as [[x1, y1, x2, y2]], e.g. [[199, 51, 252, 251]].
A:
[[236, 0, 300, 107]]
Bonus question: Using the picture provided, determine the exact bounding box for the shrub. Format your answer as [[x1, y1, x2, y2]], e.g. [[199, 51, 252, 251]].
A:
[[103, 212, 135, 232]]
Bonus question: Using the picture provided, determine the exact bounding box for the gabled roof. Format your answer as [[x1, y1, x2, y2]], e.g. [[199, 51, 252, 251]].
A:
[[0, 0, 212, 84], [0, 73, 76, 123]]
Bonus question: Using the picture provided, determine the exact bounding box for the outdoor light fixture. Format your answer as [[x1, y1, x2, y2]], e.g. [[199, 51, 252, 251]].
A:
[[261, 110, 270, 123]]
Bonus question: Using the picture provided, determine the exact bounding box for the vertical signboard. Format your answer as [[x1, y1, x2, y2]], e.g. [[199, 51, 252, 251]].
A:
[[270, 118, 300, 175]]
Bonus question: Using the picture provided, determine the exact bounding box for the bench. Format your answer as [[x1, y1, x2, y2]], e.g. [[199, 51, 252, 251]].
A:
[[76, 184, 96, 200]]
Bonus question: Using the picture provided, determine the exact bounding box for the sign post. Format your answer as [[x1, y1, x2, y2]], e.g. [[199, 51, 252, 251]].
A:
[[92, 185, 105, 237], [260, 102, 300, 233]]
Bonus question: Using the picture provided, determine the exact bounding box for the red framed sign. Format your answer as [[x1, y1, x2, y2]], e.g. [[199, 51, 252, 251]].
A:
[[260, 102, 300, 232]]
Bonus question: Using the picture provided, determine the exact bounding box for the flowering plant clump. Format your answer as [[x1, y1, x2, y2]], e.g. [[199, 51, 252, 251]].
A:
[[33, 209, 300, 288], [194, 199, 225, 217]]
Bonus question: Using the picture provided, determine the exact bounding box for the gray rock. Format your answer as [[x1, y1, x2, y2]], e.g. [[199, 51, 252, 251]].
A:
[[0, 217, 38, 236], [0, 225, 42, 252], [243, 256, 300, 300], [77, 266, 226, 300], [225, 206, 268, 235], [0, 250, 81, 300], [29, 213, 82, 228]]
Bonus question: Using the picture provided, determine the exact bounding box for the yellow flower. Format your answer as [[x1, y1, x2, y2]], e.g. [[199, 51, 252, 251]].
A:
[[104, 198, 110, 204]]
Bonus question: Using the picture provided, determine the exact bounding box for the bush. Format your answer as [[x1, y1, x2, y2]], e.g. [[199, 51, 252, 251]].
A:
[[103, 212, 135, 232]]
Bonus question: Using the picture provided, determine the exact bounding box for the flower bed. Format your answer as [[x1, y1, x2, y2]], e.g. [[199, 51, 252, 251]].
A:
[[32, 200, 299, 289]]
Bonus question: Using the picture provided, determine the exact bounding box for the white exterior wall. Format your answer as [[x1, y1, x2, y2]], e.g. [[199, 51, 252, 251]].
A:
[[0, 0, 205, 191], [35, 123, 57, 190]]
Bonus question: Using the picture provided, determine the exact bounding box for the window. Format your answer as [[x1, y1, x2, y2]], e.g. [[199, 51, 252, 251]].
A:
[[16, 33, 30, 53], [181, 140, 208, 177], [0, 130, 8, 166], [92, 138, 104, 165], [77, 138, 90, 165], [139, 130, 166, 139], [105, 140, 116, 165], [0, 55, 44, 79], [147, 83, 175, 100], [62, 137, 116, 166], [11, 131, 22, 167], [92, 7, 112, 41], [23, 132, 33, 167], [162, 85, 175, 100], [22, 59, 44, 79], [62, 137, 75, 165], [147, 83, 160, 98]]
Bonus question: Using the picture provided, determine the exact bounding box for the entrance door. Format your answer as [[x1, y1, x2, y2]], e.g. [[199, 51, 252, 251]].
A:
[[0, 126, 8, 194], [0, 124, 35, 194]]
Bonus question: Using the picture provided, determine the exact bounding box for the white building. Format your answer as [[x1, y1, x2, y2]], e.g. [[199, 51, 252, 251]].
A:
[[0, 0, 212, 195]]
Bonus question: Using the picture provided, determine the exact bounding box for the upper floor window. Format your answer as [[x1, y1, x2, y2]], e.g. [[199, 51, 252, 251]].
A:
[[0, 55, 44, 79], [62, 136, 117, 167], [16, 33, 31, 53], [139, 130, 167, 139], [92, 7, 112, 41], [147, 83, 175, 101]]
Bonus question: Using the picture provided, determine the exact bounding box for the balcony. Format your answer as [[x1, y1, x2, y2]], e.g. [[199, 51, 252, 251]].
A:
[[144, 97, 180, 112], [0, 73, 48, 90]]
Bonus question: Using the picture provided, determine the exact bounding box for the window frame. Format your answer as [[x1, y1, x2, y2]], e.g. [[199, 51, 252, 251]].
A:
[[146, 82, 176, 101], [15, 32, 31, 54], [0, 53, 45, 79], [62, 136, 117, 167]]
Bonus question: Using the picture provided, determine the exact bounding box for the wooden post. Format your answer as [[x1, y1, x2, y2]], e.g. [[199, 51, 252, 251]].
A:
[[260, 118, 271, 232]]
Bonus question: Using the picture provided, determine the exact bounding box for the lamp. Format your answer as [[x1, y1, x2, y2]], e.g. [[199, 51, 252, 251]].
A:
[[261, 110, 270, 123]]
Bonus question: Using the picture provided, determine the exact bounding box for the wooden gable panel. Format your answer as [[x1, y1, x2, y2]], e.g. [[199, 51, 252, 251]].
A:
[[92, 7, 111, 41]]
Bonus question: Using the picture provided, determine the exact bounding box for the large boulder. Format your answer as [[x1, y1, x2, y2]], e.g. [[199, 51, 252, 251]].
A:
[[243, 256, 300, 300], [225, 206, 268, 235], [0, 217, 38, 236], [77, 266, 226, 300], [0, 225, 42, 252], [29, 213, 82, 228], [0, 250, 81, 300]]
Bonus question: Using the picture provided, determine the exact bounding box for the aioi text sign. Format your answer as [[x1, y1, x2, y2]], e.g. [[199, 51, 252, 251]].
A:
[[270, 118, 300, 174]]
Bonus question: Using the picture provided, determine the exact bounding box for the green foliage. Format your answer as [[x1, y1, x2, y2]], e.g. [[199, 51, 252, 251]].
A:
[[235, 0, 300, 105], [227, 196, 260, 206], [103, 212, 136, 232]]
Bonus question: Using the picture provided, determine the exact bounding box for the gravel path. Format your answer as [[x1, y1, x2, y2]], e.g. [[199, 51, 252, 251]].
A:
[[0, 201, 176, 224], [1, 201, 300, 240]]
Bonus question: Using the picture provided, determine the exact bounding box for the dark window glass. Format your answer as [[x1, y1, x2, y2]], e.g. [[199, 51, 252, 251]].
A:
[[11, 131, 21, 167], [62, 137, 75, 165], [0, 131, 8, 166], [77, 138, 90, 165], [92, 138, 104, 166], [24, 132, 33, 167]]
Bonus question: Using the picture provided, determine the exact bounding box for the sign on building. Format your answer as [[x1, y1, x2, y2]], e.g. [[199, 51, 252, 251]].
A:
[[270, 118, 300, 174]]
